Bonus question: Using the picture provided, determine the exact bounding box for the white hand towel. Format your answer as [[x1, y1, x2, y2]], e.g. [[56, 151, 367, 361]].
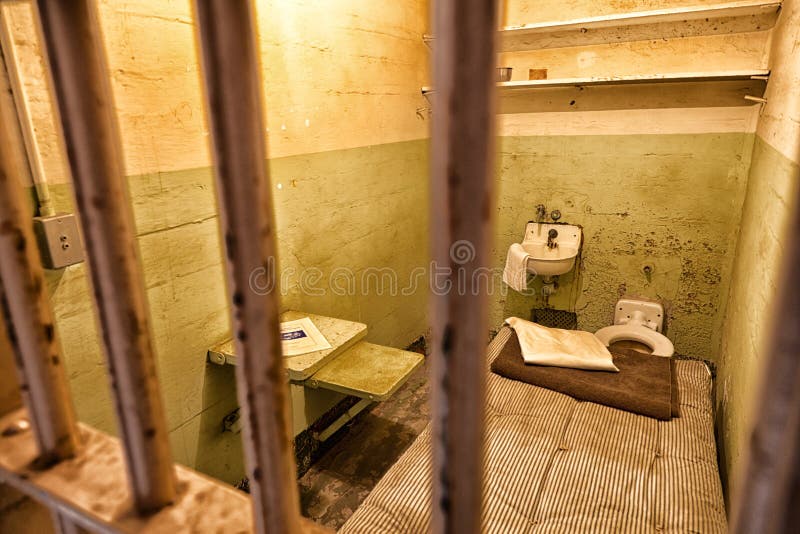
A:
[[502, 243, 530, 292], [505, 316, 619, 372]]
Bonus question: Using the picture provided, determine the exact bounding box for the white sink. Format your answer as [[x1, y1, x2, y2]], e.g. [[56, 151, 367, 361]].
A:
[[521, 222, 582, 277]]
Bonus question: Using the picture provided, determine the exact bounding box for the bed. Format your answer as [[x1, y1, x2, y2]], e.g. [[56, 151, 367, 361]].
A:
[[340, 326, 727, 533]]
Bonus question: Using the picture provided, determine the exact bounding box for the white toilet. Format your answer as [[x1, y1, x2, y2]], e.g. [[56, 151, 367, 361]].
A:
[[594, 297, 675, 357]]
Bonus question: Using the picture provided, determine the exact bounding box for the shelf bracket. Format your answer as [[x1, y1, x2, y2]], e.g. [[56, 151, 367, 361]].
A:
[[744, 94, 768, 115], [311, 398, 373, 442]]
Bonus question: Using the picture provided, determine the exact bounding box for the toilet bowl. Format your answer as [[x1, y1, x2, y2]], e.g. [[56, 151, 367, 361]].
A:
[[594, 298, 674, 357]]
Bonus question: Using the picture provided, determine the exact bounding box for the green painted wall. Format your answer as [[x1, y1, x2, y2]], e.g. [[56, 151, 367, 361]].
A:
[[493, 133, 754, 361], [272, 140, 430, 348], [716, 136, 800, 499], [714, 0, 800, 506], [31, 139, 429, 484]]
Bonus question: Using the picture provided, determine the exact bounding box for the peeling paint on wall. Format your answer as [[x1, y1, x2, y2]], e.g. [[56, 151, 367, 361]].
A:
[[493, 132, 754, 362]]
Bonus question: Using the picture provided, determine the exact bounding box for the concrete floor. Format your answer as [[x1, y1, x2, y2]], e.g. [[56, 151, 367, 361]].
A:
[[298, 359, 430, 530]]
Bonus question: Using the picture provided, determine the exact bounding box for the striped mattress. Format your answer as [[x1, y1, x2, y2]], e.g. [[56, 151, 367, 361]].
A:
[[340, 326, 727, 533]]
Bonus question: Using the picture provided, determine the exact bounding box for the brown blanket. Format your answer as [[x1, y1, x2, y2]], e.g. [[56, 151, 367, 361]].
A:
[[491, 332, 679, 420]]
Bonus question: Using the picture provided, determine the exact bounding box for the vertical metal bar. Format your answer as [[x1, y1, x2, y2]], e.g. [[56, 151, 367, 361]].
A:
[[429, 0, 497, 532], [32, 0, 176, 513], [0, 101, 79, 464], [731, 181, 800, 533], [50, 510, 86, 534], [0, 285, 23, 418], [192, 2, 300, 533]]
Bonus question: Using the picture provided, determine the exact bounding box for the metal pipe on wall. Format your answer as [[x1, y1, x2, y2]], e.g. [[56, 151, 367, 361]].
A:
[[429, 0, 498, 532], [193, 1, 301, 533], [33, 0, 176, 513], [0, 9, 55, 218], [0, 99, 79, 464]]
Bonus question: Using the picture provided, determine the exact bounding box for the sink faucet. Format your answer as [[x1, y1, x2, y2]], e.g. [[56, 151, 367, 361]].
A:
[[547, 228, 558, 249], [535, 204, 547, 221]]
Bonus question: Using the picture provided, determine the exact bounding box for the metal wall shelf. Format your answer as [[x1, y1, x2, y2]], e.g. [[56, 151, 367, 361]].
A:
[[423, 1, 780, 52], [421, 70, 769, 111], [422, 69, 769, 95], [500, 1, 780, 51]]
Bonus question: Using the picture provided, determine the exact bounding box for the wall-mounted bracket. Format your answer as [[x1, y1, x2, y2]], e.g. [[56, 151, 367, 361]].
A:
[[745, 94, 768, 114], [311, 398, 372, 442]]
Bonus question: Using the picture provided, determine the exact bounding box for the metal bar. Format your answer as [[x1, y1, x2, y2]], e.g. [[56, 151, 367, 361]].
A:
[[33, 0, 176, 513], [50, 510, 85, 534], [0, 406, 325, 533], [0, 95, 79, 464], [731, 173, 800, 532], [0, 286, 22, 418], [192, 2, 301, 533], [429, 0, 498, 532]]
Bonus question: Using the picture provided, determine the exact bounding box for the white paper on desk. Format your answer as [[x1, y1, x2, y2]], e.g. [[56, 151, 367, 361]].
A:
[[280, 317, 332, 356]]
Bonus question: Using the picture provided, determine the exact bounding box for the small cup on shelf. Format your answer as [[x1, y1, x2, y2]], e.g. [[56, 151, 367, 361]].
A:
[[496, 67, 512, 82]]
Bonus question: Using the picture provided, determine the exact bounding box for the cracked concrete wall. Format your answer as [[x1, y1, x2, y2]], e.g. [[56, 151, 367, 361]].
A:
[[716, 0, 800, 504], [1, 0, 429, 485]]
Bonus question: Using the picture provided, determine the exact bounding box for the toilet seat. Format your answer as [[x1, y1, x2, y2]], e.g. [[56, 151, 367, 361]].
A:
[[594, 324, 674, 357]]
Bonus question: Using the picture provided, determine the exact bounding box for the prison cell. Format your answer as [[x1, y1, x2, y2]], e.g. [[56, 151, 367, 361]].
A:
[[0, 1, 797, 533]]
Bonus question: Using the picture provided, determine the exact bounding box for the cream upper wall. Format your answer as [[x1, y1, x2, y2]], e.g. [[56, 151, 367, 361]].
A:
[[256, 1, 429, 159], [500, 106, 759, 136], [2, 0, 429, 185], [4, 0, 770, 181], [498, 31, 769, 81], [756, 0, 800, 164], [495, 0, 770, 135]]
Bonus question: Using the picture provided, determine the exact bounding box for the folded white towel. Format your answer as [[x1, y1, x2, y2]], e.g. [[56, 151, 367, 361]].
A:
[[502, 243, 530, 292], [505, 316, 619, 372]]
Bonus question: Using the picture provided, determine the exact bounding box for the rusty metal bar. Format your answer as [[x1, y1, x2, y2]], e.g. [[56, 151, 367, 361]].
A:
[[32, 0, 176, 513], [192, 1, 300, 533], [0, 288, 22, 418], [0, 101, 79, 464], [429, 0, 498, 532], [50, 510, 86, 534]]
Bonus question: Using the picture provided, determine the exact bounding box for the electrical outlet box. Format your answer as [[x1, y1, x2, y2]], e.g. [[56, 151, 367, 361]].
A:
[[33, 213, 84, 269]]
